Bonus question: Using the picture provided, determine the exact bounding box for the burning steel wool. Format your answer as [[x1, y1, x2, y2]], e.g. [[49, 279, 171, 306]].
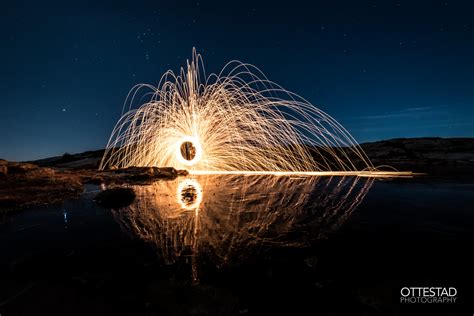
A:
[[100, 49, 410, 177]]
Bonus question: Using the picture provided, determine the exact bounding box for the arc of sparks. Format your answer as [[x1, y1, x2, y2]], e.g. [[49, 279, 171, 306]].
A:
[[100, 49, 411, 177]]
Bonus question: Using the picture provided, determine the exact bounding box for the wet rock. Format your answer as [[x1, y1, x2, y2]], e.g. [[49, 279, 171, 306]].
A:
[[156, 167, 189, 177], [156, 167, 177, 178], [112, 166, 188, 181], [94, 187, 136, 209], [177, 169, 189, 176], [116, 167, 155, 178]]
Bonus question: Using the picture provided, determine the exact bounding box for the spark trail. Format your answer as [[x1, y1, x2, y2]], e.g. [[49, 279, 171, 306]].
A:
[[100, 49, 410, 177]]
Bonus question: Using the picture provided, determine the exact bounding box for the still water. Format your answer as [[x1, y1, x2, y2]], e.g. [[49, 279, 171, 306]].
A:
[[1, 175, 473, 315]]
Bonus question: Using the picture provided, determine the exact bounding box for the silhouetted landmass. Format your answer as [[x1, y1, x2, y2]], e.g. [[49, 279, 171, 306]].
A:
[[31, 149, 105, 169], [26, 137, 474, 172], [358, 137, 474, 175]]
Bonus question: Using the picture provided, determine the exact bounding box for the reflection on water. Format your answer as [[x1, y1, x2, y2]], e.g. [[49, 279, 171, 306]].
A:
[[177, 179, 203, 210], [111, 175, 374, 281]]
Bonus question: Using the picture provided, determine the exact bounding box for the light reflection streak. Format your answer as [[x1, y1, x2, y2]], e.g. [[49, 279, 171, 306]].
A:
[[111, 175, 374, 282]]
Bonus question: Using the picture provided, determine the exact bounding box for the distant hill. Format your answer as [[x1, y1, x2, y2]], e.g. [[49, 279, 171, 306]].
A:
[[358, 137, 474, 173], [31, 149, 105, 169]]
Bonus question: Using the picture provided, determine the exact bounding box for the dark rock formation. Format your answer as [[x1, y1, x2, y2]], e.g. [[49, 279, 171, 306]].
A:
[[94, 167, 189, 184], [94, 187, 136, 209], [113, 166, 178, 180]]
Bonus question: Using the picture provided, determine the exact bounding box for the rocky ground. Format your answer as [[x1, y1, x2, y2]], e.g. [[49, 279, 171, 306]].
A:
[[0, 161, 83, 214], [1, 137, 473, 215], [0, 158, 187, 215]]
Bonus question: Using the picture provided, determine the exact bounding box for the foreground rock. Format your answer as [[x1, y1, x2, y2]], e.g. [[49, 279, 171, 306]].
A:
[[83, 167, 188, 185], [111, 166, 188, 180], [94, 187, 136, 209], [0, 162, 188, 214]]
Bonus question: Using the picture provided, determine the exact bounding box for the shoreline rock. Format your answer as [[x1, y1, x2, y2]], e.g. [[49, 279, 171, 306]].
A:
[[0, 163, 188, 214]]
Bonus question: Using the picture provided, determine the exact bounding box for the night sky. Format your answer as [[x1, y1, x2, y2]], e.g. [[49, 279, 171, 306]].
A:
[[1, 0, 473, 161]]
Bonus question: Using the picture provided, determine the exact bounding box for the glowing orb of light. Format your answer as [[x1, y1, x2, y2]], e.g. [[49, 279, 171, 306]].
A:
[[176, 179, 203, 210], [176, 136, 203, 166]]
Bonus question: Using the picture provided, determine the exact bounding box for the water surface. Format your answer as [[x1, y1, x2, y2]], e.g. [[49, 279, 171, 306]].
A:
[[1, 175, 473, 315]]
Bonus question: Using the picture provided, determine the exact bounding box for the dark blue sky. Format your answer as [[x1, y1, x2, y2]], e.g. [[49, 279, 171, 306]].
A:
[[1, 0, 473, 161]]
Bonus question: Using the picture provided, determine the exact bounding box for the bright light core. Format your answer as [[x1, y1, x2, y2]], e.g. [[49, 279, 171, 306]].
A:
[[176, 136, 202, 166]]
